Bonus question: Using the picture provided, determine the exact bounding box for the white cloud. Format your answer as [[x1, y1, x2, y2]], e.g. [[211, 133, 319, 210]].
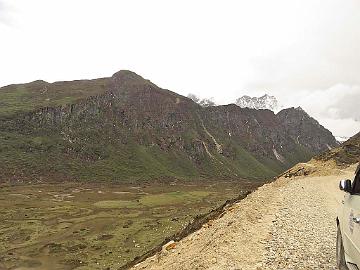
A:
[[0, 0, 13, 26], [0, 0, 359, 137], [278, 85, 360, 137], [318, 118, 360, 139]]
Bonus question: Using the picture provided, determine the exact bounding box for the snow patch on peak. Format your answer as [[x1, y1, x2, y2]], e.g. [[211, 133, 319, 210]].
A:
[[335, 136, 349, 143], [235, 94, 279, 112]]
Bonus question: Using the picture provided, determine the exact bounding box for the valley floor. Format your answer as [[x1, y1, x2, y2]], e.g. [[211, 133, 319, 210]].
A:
[[133, 164, 355, 270], [0, 181, 258, 270]]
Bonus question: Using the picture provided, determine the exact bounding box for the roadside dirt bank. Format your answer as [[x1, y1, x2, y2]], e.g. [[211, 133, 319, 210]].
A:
[[119, 191, 253, 270], [131, 164, 356, 270]]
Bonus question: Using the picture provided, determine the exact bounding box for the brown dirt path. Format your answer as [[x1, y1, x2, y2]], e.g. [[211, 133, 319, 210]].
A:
[[132, 165, 356, 270]]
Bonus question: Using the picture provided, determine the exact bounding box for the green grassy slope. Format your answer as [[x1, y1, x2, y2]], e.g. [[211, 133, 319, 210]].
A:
[[0, 71, 335, 183], [0, 78, 109, 118], [0, 124, 278, 182]]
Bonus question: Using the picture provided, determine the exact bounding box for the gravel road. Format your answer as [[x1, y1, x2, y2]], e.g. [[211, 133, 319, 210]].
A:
[[132, 165, 355, 270], [263, 172, 345, 270]]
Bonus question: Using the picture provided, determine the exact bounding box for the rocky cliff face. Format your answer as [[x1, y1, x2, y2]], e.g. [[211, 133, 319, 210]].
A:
[[277, 107, 339, 153], [0, 71, 339, 183]]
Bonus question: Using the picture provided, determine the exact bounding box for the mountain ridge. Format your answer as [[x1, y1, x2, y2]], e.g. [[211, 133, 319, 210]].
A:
[[0, 70, 339, 183], [316, 132, 360, 165]]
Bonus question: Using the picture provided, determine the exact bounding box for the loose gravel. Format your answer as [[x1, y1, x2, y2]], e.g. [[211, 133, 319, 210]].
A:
[[263, 175, 342, 270], [132, 166, 354, 270]]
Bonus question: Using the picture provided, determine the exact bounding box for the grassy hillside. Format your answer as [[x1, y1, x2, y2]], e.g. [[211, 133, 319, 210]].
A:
[[0, 79, 110, 118], [0, 123, 277, 182], [0, 71, 337, 183]]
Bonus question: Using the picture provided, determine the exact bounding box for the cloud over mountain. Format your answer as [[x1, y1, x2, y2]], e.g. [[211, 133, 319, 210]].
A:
[[0, 0, 359, 137]]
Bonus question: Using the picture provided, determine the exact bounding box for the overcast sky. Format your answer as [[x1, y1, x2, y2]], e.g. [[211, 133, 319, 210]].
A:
[[1, 0, 359, 137]]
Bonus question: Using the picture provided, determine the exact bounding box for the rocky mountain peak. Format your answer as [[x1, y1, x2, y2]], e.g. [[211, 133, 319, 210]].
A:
[[235, 94, 279, 111], [111, 70, 144, 81], [110, 70, 157, 97], [111, 70, 154, 88], [278, 107, 315, 124], [295, 106, 306, 112], [277, 107, 339, 153]]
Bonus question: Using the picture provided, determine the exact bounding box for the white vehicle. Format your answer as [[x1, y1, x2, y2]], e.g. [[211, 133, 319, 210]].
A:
[[337, 165, 360, 270]]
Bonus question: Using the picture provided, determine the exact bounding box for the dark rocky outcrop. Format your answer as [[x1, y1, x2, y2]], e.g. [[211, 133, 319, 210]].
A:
[[316, 132, 360, 166], [277, 107, 338, 154]]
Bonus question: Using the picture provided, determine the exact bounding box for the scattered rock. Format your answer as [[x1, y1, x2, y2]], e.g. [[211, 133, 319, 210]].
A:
[[163, 241, 176, 252]]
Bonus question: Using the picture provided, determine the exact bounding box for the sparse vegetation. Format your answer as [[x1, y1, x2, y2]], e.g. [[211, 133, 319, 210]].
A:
[[0, 181, 259, 269], [316, 132, 360, 165], [0, 79, 109, 118]]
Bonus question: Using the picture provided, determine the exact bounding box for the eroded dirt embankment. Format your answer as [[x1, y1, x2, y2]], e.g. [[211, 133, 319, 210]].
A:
[[119, 191, 252, 270], [131, 163, 355, 270]]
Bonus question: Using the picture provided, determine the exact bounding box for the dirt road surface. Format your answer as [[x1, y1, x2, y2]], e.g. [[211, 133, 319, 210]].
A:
[[132, 165, 355, 270]]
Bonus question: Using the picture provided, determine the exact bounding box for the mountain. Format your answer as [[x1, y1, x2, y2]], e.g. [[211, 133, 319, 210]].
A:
[[187, 94, 216, 107], [276, 107, 339, 153], [316, 132, 360, 165], [0, 71, 339, 183], [235, 94, 279, 111], [335, 136, 350, 143]]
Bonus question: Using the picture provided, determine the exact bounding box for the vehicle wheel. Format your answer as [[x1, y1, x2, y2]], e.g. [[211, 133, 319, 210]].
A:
[[337, 225, 349, 270]]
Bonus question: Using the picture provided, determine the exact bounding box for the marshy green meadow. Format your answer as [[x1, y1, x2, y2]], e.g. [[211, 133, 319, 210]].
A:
[[0, 180, 260, 270]]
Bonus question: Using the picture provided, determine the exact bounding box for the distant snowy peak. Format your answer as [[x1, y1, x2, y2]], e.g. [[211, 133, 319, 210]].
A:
[[335, 136, 349, 143], [235, 94, 279, 111]]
